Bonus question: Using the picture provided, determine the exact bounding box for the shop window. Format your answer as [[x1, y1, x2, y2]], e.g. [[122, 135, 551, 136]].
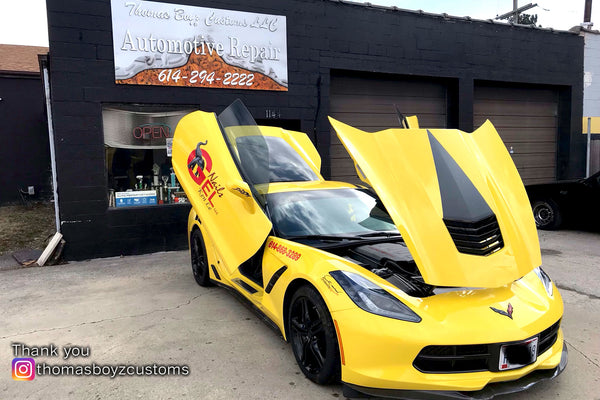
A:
[[103, 106, 193, 208]]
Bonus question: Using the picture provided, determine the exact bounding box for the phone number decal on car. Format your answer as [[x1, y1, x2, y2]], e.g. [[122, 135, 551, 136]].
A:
[[159, 69, 255, 86], [268, 241, 302, 261]]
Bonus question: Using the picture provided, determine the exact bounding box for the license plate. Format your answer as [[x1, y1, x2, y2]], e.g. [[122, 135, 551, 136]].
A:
[[499, 337, 538, 371]]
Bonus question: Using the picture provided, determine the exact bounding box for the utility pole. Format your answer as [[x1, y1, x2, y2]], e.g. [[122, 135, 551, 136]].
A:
[[496, 2, 537, 23], [583, 0, 593, 28], [584, 0, 593, 23]]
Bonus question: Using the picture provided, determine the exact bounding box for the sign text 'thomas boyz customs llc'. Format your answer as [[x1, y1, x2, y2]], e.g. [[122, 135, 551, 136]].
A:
[[110, 0, 288, 91]]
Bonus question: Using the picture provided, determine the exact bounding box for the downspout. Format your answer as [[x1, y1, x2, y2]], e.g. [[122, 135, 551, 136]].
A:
[[586, 117, 592, 178], [41, 58, 61, 233]]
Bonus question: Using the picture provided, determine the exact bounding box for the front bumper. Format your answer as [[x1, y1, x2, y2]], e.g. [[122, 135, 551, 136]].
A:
[[331, 286, 564, 392], [343, 341, 567, 399]]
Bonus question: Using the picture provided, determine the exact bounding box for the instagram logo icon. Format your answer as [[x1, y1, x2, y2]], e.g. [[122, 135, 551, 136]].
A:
[[12, 358, 35, 381]]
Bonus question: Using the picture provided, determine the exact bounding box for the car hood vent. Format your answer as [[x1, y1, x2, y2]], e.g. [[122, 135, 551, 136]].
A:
[[444, 215, 504, 256]]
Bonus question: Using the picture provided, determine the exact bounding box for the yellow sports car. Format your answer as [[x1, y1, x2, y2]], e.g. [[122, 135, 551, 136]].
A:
[[172, 100, 566, 399]]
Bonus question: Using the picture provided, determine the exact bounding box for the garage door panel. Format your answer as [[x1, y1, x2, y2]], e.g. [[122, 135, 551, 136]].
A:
[[474, 116, 557, 129], [475, 86, 558, 102], [330, 144, 355, 158], [331, 80, 446, 99], [501, 141, 556, 154], [330, 73, 447, 183], [330, 95, 447, 115], [331, 157, 357, 169], [474, 100, 557, 117], [329, 72, 447, 183], [329, 113, 403, 129], [330, 161, 363, 184], [474, 85, 558, 184], [331, 113, 445, 131], [511, 153, 556, 168], [330, 76, 446, 98], [483, 127, 557, 142]]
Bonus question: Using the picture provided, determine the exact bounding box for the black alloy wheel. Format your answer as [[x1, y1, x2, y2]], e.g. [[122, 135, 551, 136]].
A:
[[288, 285, 340, 384], [190, 228, 211, 286], [532, 199, 562, 230]]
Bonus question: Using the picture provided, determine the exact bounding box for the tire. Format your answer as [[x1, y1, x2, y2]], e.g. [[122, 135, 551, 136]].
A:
[[288, 285, 340, 384], [532, 198, 562, 230], [190, 228, 212, 286]]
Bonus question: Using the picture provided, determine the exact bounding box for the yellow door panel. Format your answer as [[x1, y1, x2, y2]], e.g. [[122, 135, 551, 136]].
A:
[[173, 110, 272, 274]]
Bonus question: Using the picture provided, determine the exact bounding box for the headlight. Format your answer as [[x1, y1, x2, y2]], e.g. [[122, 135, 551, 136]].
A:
[[329, 270, 421, 322], [534, 267, 553, 297]]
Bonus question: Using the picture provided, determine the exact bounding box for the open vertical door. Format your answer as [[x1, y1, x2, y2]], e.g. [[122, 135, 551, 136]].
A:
[[172, 101, 272, 273]]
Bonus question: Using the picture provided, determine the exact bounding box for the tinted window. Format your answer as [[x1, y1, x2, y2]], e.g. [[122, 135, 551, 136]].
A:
[[237, 136, 318, 184]]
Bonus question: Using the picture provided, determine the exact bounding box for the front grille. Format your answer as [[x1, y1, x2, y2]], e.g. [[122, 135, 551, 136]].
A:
[[444, 215, 504, 256], [413, 320, 561, 374], [414, 344, 491, 373]]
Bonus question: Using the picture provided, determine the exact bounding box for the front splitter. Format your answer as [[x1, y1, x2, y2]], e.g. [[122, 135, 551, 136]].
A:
[[343, 341, 568, 400]]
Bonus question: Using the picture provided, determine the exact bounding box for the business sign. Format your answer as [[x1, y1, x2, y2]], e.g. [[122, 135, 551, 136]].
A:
[[110, 0, 288, 91]]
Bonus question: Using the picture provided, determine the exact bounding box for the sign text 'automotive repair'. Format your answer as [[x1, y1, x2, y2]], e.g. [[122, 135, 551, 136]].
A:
[[110, 0, 288, 91]]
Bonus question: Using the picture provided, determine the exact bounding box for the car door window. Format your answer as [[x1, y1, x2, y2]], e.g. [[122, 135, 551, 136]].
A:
[[218, 100, 318, 204]]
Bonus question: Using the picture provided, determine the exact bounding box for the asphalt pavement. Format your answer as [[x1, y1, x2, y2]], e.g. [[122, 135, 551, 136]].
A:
[[0, 229, 599, 399]]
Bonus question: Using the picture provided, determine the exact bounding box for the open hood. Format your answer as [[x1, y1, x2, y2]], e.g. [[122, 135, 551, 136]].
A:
[[329, 118, 541, 288]]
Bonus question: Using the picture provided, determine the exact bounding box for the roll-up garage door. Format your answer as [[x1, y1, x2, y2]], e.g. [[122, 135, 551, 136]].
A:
[[329, 72, 447, 184], [474, 85, 558, 185]]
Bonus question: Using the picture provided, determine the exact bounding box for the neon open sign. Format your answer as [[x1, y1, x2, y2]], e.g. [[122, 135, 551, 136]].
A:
[[132, 123, 172, 139]]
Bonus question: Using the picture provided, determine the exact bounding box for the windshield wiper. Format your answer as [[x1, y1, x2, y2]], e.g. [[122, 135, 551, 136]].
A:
[[283, 234, 365, 242], [357, 231, 402, 238]]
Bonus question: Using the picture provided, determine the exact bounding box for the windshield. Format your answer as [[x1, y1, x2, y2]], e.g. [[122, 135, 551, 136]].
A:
[[268, 188, 398, 237]]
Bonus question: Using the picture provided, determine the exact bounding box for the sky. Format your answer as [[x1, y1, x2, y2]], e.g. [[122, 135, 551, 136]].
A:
[[0, 0, 598, 47]]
